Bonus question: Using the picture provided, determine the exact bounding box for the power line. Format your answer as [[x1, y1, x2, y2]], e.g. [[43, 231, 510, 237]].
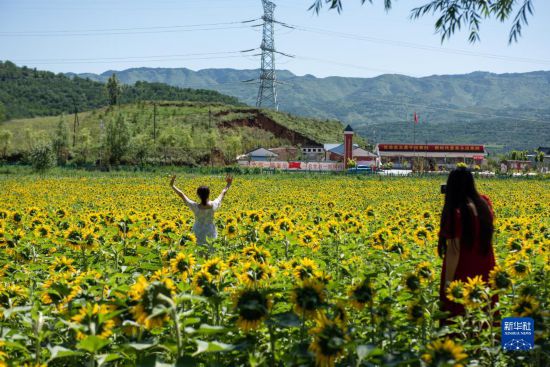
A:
[[0, 24, 258, 37], [10, 51, 249, 63], [0, 20, 258, 35], [287, 23, 550, 66]]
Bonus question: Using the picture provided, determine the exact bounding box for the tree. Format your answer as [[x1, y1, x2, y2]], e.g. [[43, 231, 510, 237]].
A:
[[29, 144, 55, 173], [106, 73, 121, 106], [74, 128, 93, 165], [0, 130, 12, 158], [0, 101, 6, 122], [311, 0, 534, 43], [131, 133, 154, 165], [51, 115, 69, 165], [104, 114, 130, 165]]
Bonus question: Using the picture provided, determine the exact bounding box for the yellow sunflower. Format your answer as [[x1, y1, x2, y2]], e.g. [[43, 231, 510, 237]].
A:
[[169, 252, 196, 280], [348, 279, 375, 310], [71, 303, 116, 340], [129, 275, 176, 329], [512, 296, 540, 317], [446, 280, 466, 303], [292, 279, 325, 318], [233, 288, 272, 331], [463, 275, 488, 309], [488, 266, 512, 291], [309, 312, 348, 367], [421, 338, 468, 367], [293, 258, 319, 281]]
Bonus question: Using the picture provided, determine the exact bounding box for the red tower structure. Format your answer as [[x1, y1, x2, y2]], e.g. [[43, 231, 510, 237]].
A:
[[343, 124, 354, 169]]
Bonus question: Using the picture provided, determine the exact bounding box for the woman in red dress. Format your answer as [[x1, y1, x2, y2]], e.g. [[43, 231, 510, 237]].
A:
[[438, 167, 496, 324]]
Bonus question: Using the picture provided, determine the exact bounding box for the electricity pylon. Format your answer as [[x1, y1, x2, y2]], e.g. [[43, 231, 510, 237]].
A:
[[256, 0, 278, 111]]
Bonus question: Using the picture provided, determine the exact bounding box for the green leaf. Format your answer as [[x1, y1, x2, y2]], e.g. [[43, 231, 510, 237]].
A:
[[76, 335, 110, 353], [96, 353, 122, 366], [48, 345, 85, 361], [181, 317, 201, 326], [2, 306, 32, 319], [193, 340, 234, 355], [127, 342, 157, 351], [195, 324, 226, 335]]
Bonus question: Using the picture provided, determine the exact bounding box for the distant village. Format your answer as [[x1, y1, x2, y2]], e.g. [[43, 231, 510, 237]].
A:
[[237, 125, 550, 173]]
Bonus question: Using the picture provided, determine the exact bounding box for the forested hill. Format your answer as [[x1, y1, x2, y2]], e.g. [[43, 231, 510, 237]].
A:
[[0, 61, 241, 120], [73, 66, 550, 151]]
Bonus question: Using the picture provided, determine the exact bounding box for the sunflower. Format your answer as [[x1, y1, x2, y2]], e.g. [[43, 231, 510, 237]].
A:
[[224, 223, 239, 239], [233, 288, 271, 331], [237, 261, 275, 286], [463, 275, 488, 308], [247, 211, 261, 223], [348, 279, 375, 310], [34, 224, 51, 238], [49, 256, 76, 274], [0, 283, 26, 317], [202, 258, 227, 278], [71, 303, 116, 340], [506, 255, 530, 278], [404, 273, 422, 293], [512, 296, 540, 317], [169, 252, 196, 280], [277, 217, 293, 232], [293, 258, 319, 281], [421, 338, 468, 367], [64, 225, 83, 246], [507, 237, 524, 252], [407, 300, 425, 324], [260, 222, 276, 237], [309, 312, 348, 367], [325, 220, 340, 235], [298, 232, 319, 251], [292, 279, 325, 318], [191, 270, 219, 298], [488, 266, 512, 291], [416, 261, 434, 282], [242, 244, 271, 264], [446, 280, 466, 303], [129, 275, 176, 329], [179, 232, 197, 245], [413, 227, 432, 245]]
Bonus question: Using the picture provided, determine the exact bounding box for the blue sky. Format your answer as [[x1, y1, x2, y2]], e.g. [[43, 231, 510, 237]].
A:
[[1, 0, 549, 78]]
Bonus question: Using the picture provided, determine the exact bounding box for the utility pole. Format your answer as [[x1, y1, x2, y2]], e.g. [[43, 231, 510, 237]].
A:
[[153, 103, 157, 142], [208, 108, 212, 129], [73, 101, 79, 148], [256, 0, 278, 110]]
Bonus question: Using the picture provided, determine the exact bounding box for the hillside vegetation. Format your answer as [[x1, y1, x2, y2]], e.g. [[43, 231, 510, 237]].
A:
[[76, 67, 550, 151], [0, 61, 241, 120], [0, 102, 349, 166]]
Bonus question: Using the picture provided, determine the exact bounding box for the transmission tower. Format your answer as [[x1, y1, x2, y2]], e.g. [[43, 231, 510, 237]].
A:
[[256, 0, 278, 111]]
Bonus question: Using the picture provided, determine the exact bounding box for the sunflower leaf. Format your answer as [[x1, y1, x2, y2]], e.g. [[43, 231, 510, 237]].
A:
[[76, 335, 110, 353], [48, 345, 85, 361], [193, 340, 234, 355]]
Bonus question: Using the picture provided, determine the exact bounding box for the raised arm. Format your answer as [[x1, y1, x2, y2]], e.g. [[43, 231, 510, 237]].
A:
[[214, 175, 233, 204], [170, 175, 195, 206]]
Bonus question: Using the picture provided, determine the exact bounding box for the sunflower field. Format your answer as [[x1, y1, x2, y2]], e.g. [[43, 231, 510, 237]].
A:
[[0, 173, 548, 367]]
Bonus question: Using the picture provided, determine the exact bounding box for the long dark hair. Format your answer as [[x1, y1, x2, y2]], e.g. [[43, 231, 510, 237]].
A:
[[197, 186, 210, 206], [440, 167, 494, 255]]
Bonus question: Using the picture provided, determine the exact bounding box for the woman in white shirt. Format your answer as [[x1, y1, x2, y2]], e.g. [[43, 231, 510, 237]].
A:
[[170, 175, 233, 245]]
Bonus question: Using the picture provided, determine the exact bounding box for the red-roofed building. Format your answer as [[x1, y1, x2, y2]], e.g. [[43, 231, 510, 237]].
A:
[[375, 143, 487, 170]]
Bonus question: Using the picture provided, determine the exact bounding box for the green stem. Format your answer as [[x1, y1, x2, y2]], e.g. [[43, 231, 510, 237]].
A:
[[172, 308, 182, 358], [268, 322, 276, 367]]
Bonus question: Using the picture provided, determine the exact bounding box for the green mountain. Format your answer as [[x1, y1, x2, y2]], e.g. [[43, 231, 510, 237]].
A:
[[0, 61, 241, 120], [73, 67, 550, 152]]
